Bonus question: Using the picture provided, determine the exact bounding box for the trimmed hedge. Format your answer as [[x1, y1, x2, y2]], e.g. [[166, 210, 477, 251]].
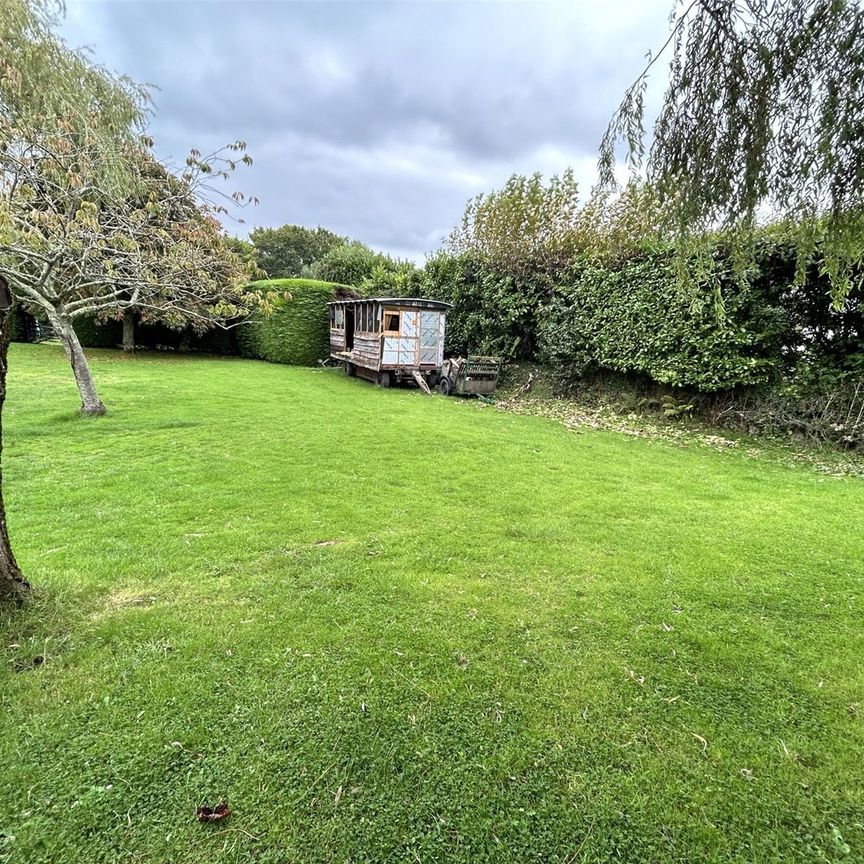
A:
[[238, 278, 348, 366], [73, 316, 122, 348], [422, 241, 863, 394], [419, 252, 550, 360], [539, 252, 786, 391]]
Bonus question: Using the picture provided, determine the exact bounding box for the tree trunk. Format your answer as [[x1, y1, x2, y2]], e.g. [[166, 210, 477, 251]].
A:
[[122, 310, 135, 353], [51, 312, 107, 416], [0, 309, 28, 605]]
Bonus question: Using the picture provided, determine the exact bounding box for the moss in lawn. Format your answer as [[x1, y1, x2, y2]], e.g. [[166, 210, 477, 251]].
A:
[[0, 343, 862, 864]]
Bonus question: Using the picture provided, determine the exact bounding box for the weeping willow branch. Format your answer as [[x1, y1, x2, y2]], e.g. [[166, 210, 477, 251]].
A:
[[598, 0, 864, 303]]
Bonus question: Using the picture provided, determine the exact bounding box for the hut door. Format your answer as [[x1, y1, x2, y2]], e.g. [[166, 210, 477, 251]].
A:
[[399, 310, 420, 365], [345, 307, 355, 350], [419, 311, 443, 366]]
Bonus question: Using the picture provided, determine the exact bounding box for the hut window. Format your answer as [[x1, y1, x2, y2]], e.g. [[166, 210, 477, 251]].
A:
[[384, 312, 400, 333]]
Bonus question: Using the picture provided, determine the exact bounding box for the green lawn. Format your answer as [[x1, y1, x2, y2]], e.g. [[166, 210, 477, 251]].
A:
[[2, 343, 863, 864]]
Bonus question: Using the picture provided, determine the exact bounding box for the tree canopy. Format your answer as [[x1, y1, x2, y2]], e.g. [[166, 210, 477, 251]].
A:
[[249, 224, 345, 279], [1, 0, 264, 414], [445, 171, 664, 273], [1, 0, 149, 191], [598, 0, 864, 302], [311, 241, 412, 290]]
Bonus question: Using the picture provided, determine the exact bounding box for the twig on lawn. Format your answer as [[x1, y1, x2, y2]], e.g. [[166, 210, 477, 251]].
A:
[[295, 761, 337, 804], [211, 827, 262, 841], [562, 810, 597, 864], [390, 665, 434, 700]]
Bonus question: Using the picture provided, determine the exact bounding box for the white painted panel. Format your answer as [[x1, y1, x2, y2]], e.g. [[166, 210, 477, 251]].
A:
[[400, 311, 418, 338], [420, 311, 438, 343], [420, 315, 438, 347], [383, 337, 399, 365], [419, 346, 437, 364]]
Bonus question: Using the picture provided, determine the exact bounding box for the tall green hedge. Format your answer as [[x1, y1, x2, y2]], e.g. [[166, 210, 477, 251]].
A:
[[539, 252, 786, 391], [421, 240, 863, 394], [419, 252, 552, 360], [237, 278, 348, 366]]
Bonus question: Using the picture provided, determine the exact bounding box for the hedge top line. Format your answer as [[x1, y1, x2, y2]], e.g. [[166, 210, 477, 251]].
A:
[[246, 278, 355, 292], [327, 297, 452, 311]]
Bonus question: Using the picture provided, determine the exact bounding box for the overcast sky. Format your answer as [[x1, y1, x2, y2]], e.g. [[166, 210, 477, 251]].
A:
[[62, 0, 672, 262]]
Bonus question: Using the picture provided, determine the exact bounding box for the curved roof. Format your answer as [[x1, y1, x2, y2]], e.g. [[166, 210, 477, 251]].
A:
[[327, 297, 451, 310]]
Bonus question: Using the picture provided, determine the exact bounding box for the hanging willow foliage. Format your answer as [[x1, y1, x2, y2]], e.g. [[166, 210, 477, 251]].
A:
[[598, 0, 864, 303]]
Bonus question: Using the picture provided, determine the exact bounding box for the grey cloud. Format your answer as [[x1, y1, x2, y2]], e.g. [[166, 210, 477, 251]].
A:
[[63, 0, 672, 260]]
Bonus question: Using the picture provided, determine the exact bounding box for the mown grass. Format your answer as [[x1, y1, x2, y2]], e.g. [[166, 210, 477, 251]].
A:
[[1, 343, 863, 864]]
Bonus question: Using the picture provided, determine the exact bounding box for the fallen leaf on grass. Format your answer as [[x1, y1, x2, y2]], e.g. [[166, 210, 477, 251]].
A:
[[691, 733, 709, 752], [196, 802, 231, 823]]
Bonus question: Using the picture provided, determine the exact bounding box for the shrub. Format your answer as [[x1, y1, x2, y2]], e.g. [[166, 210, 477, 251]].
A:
[[71, 315, 241, 354], [57, 279, 348, 364], [237, 278, 349, 366], [311, 242, 414, 290], [129, 320, 241, 354]]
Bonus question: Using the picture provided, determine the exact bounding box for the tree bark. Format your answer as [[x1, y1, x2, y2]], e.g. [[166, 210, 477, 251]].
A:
[[122, 310, 135, 353], [50, 312, 107, 416], [0, 310, 28, 606]]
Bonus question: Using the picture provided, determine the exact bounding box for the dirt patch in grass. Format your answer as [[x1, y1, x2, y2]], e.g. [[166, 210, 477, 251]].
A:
[[89, 589, 160, 621]]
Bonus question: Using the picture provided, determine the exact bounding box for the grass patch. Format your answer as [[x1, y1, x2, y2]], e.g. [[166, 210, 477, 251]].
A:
[[1, 343, 863, 863]]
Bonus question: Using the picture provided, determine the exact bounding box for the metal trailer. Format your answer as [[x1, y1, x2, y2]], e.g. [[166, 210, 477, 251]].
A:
[[438, 355, 502, 397], [328, 297, 451, 388]]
